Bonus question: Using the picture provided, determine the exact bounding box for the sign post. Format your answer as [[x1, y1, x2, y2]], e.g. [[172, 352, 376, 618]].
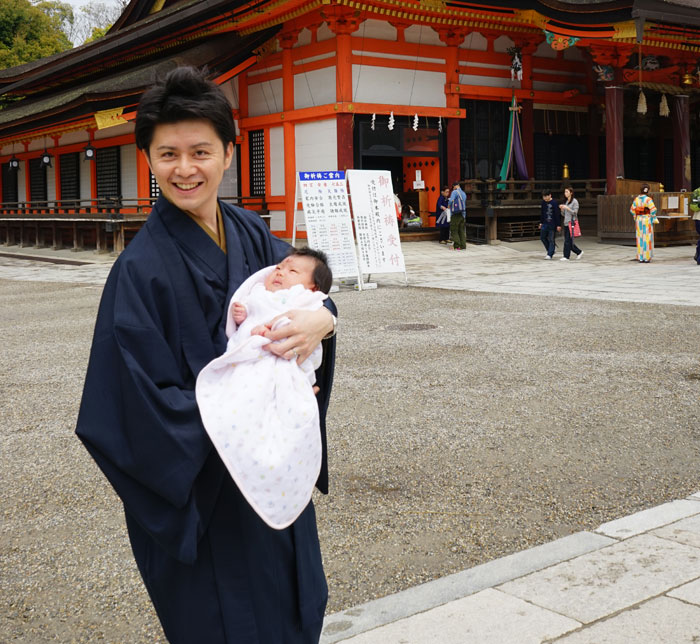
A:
[[346, 169, 407, 285], [293, 171, 363, 289]]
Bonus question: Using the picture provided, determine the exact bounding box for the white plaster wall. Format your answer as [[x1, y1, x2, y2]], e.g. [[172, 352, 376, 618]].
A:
[[358, 19, 396, 41], [18, 164, 26, 202], [119, 144, 135, 198], [295, 66, 335, 109], [269, 126, 285, 196], [295, 120, 336, 174], [248, 78, 283, 116], [404, 24, 441, 46], [494, 35, 514, 53], [221, 79, 239, 110], [220, 163, 238, 199], [269, 210, 286, 231], [352, 66, 445, 107], [461, 32, 487, 51], [297, 28, 312, 47], [47, 166, 56, 201], [317, 22, 334, 42], [564, 46, 584, 61], [459, 73, 512, 89], [59, 131, 90, 146], [536, 41, 557, 59], [80, 159, 91, 201]]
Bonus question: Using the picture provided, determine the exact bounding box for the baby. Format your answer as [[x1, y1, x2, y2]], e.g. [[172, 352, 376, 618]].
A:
[[196, 248, 333, 530]]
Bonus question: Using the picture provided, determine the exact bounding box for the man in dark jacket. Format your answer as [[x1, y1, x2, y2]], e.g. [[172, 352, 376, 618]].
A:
[[76, 66, 337, 644], [539, 189, 561, 259]]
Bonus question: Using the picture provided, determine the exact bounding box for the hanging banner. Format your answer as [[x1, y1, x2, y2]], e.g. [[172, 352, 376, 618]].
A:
[[295, 171, 361, 281], [346, 169, 406, 275]]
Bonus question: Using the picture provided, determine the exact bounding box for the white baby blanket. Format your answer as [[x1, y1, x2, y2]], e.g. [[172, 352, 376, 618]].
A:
[[196, 265, 327, 529]]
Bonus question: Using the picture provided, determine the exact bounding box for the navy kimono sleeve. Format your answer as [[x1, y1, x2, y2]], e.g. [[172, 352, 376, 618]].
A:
[[77, 247, 222, 564]]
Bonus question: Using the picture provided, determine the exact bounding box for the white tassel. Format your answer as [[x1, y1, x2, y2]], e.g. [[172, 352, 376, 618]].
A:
[[659, 94, 669, 117], [371, 113, 376, 130], [412, 113, 419, 131], [637, 90, 647, 115], [388, 111, 394, 131]]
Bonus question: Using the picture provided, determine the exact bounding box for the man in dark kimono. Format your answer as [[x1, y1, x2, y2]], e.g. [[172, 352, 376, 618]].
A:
[[76, 66, 337, 643]]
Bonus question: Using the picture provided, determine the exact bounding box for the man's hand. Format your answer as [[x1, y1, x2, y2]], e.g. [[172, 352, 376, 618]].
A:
[[261, 308, 333, 364]]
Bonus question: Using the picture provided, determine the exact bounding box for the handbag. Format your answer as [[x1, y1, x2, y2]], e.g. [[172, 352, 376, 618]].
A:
[[437, 208, 451, 224], [569, 220, 581, 237]]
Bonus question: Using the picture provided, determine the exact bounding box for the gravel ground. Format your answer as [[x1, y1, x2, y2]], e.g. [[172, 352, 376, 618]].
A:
[[1, 277, 700, 642]]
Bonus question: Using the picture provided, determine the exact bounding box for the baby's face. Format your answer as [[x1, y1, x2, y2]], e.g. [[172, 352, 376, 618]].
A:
[[264, 255, 317, 292]]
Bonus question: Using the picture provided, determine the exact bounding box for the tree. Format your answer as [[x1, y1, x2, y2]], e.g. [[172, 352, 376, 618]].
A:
[[0, 0, 73, 68], [71, 0, 125, 45]]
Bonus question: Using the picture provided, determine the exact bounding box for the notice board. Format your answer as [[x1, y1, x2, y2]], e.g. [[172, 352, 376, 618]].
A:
[[295, 171, 360, 281], [346, 169, 406, 275]]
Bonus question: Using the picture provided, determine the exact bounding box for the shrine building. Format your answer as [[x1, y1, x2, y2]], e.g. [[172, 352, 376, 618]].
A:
[[0, 0, 699, 249]]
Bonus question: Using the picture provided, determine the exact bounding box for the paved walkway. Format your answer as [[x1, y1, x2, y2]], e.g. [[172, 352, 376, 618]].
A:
[[2, 237, 700, 643]]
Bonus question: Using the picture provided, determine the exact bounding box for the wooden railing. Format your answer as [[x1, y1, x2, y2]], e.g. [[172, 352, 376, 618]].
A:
[[0, 195, 269, 218], [463, 178, 607, 209], [0, 195, 270, 253]]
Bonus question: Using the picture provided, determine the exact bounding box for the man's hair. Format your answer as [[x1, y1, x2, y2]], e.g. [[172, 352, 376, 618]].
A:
[[442, 185, 450, 192], [134, 66, 235, 153], [288, 247, 333, 294], [564, 186, 575, 202], [542, 189, 552, 197], [453, 181, 461, 189]]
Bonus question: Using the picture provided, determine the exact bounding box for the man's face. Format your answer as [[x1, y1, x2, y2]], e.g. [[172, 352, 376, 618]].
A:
[[146, 119, 233, 222], [264, 255, 317, 292], [442, 189, 450, 198]]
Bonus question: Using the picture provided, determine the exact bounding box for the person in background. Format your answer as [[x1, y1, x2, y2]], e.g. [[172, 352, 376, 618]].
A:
[[448, 181, 467, 251], [435, 185, 451, 244], [690, 186, 700, 265], [539, 189, 560, 259], [629, 183, 658, 263], [559, 186, 583, 261]]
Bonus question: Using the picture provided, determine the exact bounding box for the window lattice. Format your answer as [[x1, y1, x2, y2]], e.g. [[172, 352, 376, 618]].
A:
[[59, 152, 80, 201], [29, 158, 47, 202], [96, 146, 121, 198], [249, 130, 266, 197]]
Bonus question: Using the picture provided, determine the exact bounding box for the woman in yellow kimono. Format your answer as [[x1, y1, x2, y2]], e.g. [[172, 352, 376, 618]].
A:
[[630, 184, 658, 262]]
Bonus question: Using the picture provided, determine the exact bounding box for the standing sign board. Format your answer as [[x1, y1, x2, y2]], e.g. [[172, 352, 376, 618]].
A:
[[346, 169, 406, 278], [293, 171, 362, 285]]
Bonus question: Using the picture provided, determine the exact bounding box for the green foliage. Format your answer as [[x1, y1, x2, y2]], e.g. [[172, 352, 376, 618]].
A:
[[0, 0, 73, 68]]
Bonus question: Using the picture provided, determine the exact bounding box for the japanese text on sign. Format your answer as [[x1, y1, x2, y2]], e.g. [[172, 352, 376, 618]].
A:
[[346, 170, 406, 274], [297, 171, 359, 280]]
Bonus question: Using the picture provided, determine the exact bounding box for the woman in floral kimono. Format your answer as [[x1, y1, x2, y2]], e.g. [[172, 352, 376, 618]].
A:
[[630, 184, 658, 263]]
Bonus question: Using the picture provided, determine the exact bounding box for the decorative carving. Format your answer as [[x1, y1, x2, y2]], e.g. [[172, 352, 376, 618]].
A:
[[544, 31, 579, 50], [321, 6, 360, 36], [437, 28, 466, 47]]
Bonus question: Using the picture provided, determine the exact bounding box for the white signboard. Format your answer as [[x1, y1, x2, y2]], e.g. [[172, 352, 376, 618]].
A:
[[346, 169, 406, 275], [295, 171, 360, 281]]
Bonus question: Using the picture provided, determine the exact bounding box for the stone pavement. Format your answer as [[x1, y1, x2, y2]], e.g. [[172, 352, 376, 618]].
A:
[[1, 236, 699, 643], [321, 493, 700, 643]]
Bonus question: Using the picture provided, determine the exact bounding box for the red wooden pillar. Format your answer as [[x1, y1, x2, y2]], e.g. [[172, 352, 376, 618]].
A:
[[280, 30, 299, 237], [439, 29, 464, 183], [517, 40, 539, 179], [238, 71, 250, 199], [520, 101, 534, 179], [605, 86, 624, 195], [672, 94, 691, 192], [326, 8, 359, 177], [588, 104, 600, 180]]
